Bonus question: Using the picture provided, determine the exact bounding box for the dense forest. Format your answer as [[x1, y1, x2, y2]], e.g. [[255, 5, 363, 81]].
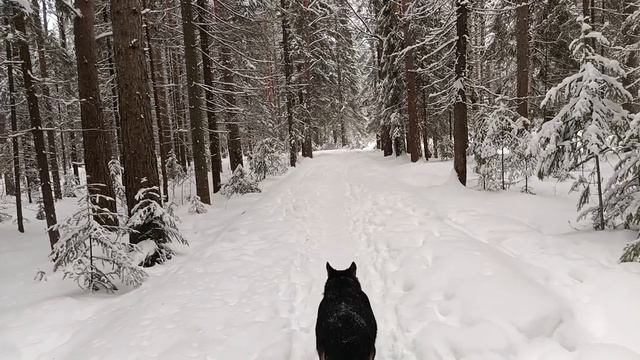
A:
[[0, 0, 639, 290]]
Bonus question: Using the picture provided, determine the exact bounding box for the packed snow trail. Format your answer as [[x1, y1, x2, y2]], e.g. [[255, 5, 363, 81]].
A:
[[2, 150, 640, 360]]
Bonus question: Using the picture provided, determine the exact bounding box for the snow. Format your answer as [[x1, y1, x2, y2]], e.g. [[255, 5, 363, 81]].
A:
[[2, 150, 640, 359]]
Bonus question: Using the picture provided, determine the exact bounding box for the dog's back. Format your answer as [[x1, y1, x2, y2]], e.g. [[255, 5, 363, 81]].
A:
[[316, 262, 377, 360]]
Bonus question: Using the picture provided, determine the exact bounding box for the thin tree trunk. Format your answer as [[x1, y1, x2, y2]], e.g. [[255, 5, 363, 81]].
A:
[[281, 0, 297, 167], [145, 0, 174, 201], [3, 15, 24, 232], [13, 6, 59, 247], [72, 0, 117, 225], [221, 46, 243, 171], [56, 87, 67, 174], [31, 0, 62, 200], [421, 87, 430, 160], [595, 154, 605, 230], [197, 0, 222, 192], [454, 0, 469, 186], [516, 0, 529, 121], [110, 0, 161, 228], [103, 7, 123, 160], [170, 49, 188, 171], [622, 0, 639, 113], [401, 0, 420, 162], [179, 0, 211, 204]]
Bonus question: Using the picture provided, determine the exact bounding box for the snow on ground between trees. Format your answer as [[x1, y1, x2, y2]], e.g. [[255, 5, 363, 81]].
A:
[[1, 150, 640, 359]]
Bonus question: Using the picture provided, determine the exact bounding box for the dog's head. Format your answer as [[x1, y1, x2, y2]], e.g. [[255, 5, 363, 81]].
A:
[[323, 261, 362, 294], [326, 261, 357, 279]]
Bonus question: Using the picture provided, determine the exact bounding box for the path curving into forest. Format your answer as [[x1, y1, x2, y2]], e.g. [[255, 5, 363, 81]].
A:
[[2, 150, 640, 360]]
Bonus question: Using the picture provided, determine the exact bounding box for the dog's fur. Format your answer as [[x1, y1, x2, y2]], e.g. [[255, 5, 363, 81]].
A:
[[315, 262, 377, 360]]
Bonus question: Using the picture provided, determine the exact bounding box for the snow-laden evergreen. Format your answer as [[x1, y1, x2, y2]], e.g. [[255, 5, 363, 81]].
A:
[[165, 150, 187, 199], [248, 139, 287, 181], [62, 172, 78, 198], [437, 137, 454, 160], [51, 189, 147, 292], [188, 195, 207, 215], [126, 187, 188, 267], [475, 97, 531, 191], [534, 16, 633, 230], [0, 199, 10, 222], [220, 165, 261, 198], [606, 113, 640, 261], [108, 159, 126, 210]]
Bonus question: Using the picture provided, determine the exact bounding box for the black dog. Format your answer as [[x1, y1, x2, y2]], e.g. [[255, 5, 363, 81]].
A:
[[315, 262, 377, 360]]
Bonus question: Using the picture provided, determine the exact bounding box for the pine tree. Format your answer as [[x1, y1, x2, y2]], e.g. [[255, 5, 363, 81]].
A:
[[180, 0, 211, 204], [535, 16, 632, 230], [453, 0, 469, 185], [12, 1, 59, 246], [51, 189, 147, 292], [72, 0, 117, 225], [111, 0, 168, 258], [126, 187, 188, 267], [3, 11, 24, 232], [221, 165, 261, 198]]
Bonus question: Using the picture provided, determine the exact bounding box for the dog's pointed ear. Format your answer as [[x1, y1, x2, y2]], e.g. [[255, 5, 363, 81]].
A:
[[348, 262, 357, 277], [326, 262, 336, 278]]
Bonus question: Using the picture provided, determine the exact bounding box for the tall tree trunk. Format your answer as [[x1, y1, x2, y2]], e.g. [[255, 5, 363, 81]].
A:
[[169, 49, 188, 171], [54, 0, 80, 181], [145, 0, 175, 200], [13, 6, 59, 247], [221, 48, 244, 172], [4, 14, 24, 233], [72, 0, 117, 225], [281, 0, 297, 167], [110, 0, 161, 227], [103, 7, 123, 160], [31, 0, 62, 200], [401, 0, 420, 162], [595, 154, 605, 230], [179, 0, 211, 204], [56, 87, 67, 174], [622, 0, 639, 113], [197, 0, 222, 192], [454, 0, 469, 186], [55, 0, 66, 46], [334, 15, 348, 148], [421, 86, 430, 160], [516, 0, 529, 121]]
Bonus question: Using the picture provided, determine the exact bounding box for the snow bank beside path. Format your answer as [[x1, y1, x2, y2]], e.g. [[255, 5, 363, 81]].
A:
[[2, 150, 640, 360]]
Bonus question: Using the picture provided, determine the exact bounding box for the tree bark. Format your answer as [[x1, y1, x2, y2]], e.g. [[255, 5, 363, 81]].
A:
[[516, 0, 529, 121], [421, 86, 430, 160], [72, 0, 117, 225], [216, 2, 244, 172], [13, 6, 59, 246], [401, 0, 420, 162], [334, 15, 348, 148], [281, 0, 297, 167], [169, 48, 188, 171], [145, 0, 175, 200], [622, 0, 639, 113], [102, 7, 123, 160], [454, 0, 469, 186], [31, 0, 62, 200], [180, 0, 211, 204], [3, 14, 24, 232], [197, 0, 222, 192], [110, 0, 161, 221]]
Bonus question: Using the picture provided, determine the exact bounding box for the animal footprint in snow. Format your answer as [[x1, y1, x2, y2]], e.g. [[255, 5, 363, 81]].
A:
[[568, 268, 586, 284], [402, 279, 416, 292]]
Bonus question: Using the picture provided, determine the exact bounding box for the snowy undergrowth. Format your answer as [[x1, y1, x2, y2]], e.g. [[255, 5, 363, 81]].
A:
[[1, 151, 640, 359]]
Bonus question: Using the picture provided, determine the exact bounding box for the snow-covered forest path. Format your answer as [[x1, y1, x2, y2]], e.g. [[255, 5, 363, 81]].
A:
[[3, 150, 640, 360]]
